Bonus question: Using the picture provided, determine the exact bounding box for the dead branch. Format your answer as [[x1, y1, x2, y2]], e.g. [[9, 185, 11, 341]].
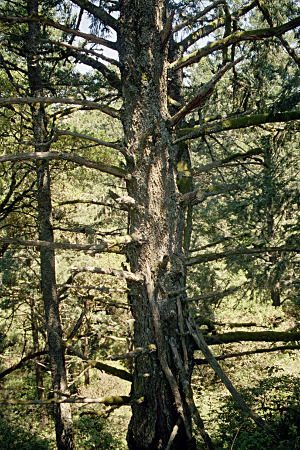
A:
[[194, 344, 300, 365], [187, 314, 279, 440], [71, 265, 143, 282]]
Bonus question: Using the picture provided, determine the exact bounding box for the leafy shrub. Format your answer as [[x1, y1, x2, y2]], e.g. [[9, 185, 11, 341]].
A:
[[214, 375, 300, 449], [0, 411, 50, 450], [74, 414, 125, 449]]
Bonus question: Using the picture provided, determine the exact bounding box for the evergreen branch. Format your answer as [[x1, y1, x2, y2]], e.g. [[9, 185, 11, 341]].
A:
[[175, 110, 300, 144], [65, 50, 121, 91], [55, 129, 125, 155], [168, 59, 241, 127], [0, 351, 47, 379], [186, 245, 299, 266], [70, 0, 119, 31], [205, 331, 300, 345], [42, 38, 120, 67], [0, 15, 117, 49], [193, 148, 264, 174], [170, 16, 300, 71], [173, 0, 226, 33], [257, 0, 300, 68], [179, 183, 239, 206], [0, 235, 139, 254], [188, 285, 242, 303], [0, 97, 120, 119], [195, 345, 300, 365], [177, 1, 257, 51], [31, 310, 133, 382], [0, 151, 126, 178], [71, 265, 144, 282]]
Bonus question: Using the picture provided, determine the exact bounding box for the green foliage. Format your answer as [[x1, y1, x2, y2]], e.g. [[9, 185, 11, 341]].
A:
[[0, 412, 51, 450], [74, 415, 125, 449], [215, 375, 300, 449]]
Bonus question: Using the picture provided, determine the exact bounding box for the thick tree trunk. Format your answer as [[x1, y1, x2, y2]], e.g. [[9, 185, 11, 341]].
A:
[[119, 2, 211, 448], [26, 1, 75, 448]]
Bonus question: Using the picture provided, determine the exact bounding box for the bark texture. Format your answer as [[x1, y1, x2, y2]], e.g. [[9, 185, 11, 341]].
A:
[[119, 1, 210, 448]]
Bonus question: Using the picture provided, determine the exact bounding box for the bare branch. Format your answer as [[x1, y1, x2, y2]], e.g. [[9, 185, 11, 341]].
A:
[[187, 314, 279, 440], [0, 395, 130, 405], [195, 345, 300, 365], [179, 183, 239, 206], [71, 265, 143, 282], [66, 50, 121, 91], [105, 345, 157, 361], [56, 284, 127, 293], [170, 16, 300, 71], [0, 235, 140, 254], [0, 97, 120, 119], [205, 331, 300, 345], [42, 38, 120, 67], [0, 151, 127, 178], [0, 351, 47, 379]]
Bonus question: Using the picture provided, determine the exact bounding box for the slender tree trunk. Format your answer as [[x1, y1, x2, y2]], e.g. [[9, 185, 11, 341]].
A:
[[119, 2, 211, 448], [30, 297, 45, 401], [265, 146, 281, 307], [26, 1, 75, 447]]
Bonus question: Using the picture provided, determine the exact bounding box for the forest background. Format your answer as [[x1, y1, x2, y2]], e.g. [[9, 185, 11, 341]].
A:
[[0, 0, 299, 448]]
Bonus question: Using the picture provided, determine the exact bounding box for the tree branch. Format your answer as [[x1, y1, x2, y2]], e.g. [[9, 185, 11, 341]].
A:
[[0, 15, 117, 49], [0, 395, 130, 405], [65, 50, 121, 91], [194, 345, 300, 365], [55, 129, 125, 155], [70, 0, 119, 32], [0, 97, 120, 119], [0, 151, 127, 178], [170, 16, 300, 71], [0, 351, 47, 379], [173, 0, 226, 33], [187, 314, 279, 440], [168, 59, 241, 127], [0, 235, 139, 254], [177, 0, 257, 51], [175, 110, 300, 144], [256, 0, 300, 68], [186, 245, 299, 266], [205, 331, 300, 345], [193, 148, 264, 174], [71, 265, 143, 282]]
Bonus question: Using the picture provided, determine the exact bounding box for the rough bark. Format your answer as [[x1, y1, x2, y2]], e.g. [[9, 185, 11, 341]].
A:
[[119, 2, 211, 448], [26, 1, 75, 448]]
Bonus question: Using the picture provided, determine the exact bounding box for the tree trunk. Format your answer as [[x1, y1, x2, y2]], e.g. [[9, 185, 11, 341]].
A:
[[30, 297, 45, 401], [119, 2, 211, 448], [26, 1, 75, 448]]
